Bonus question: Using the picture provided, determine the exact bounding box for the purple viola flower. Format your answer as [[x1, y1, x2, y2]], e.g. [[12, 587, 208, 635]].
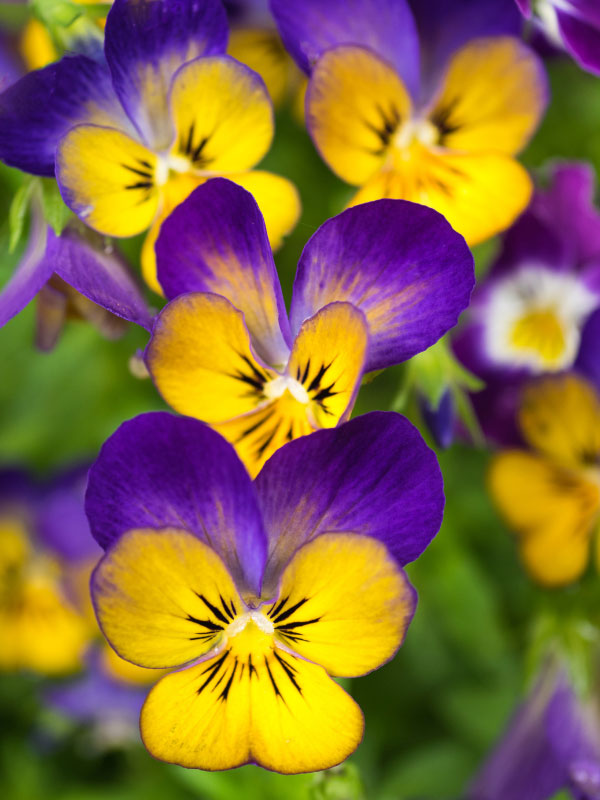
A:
[[470, 665, 600, 800], [516, 0, 600, 75], [0, 201, 152, 350], [143, 178, 474, 476], [453, 162, 600, 444], [86, 410, 444, 772]]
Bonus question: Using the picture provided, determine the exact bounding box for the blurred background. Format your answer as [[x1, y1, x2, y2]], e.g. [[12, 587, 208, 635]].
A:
[[1, 2, 600, 798]]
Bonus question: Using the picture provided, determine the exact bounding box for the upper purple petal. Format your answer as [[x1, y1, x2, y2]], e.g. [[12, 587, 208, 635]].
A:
[[49, 227, 153, 331], [290, 200, 474, 373], [557, 5, 600, 75], [254, 411, 444, 585], [85, 412, 268, 595], [0, 55, 129, 176], [0, 207, 52, 327], [269, 0, 421, 96], [514, 0, 531, 15], [104, 0, 229, 148], [575, 308, 600, 394], [156, 178, 291, 366], [408, 0, 522, 98]]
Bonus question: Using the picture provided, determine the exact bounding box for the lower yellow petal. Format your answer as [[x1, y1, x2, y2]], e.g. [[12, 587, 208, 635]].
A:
[[92, 527, 243, 668], [146, 292, 278, 423], [271, 533, 414, 677], [57, 125, 159, 237], [518, 374, 600, 469], [349, 149, 532, 246], [227, 170, 301, 251], [489, 451, 600, 586], [141, 623, 363, 773]]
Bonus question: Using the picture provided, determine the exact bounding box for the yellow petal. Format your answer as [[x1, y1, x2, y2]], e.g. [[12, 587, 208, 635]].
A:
[[428, 37, 546, 155], [271, 533, 414, 677], [488, 451, 600, 586], [57, 125, 159, 237], [227, 170, 301, 251], [307, 45, 413, 185], [146, 292, 278, 423], [227, 28, 296, 108], [169, 55, 273, 174], [518, 374, 600, 469], [141, 621, 363, 773], [92, 528, 243, 668], [20, 18, 57, 71], [349, 148, 533, 246]]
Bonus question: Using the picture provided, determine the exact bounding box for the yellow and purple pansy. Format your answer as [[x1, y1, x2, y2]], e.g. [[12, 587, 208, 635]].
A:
[[0, 0, 300, 293], [86, 410, 444, 772], [454, 162, 600, 444], [144, 178, 474, 475], [488, 373, 600, 587], [270, 0, 547, 245]]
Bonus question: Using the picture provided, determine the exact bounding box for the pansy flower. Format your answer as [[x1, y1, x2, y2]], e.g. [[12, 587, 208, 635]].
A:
[[470, 662, 600, 800], [270, 0, 546, 246], [454, 162, 600, 444], [0, 198, 152, 349], [144, 178, 474, 475], [488, 373, 600, 587], [86, 410, 443, 772], [516, 0, 600, 75], [0, 0, 300, 293]]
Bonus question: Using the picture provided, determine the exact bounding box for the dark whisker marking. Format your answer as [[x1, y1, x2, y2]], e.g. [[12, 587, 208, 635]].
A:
[[211, 670, 227, 692], [196, 594, 230, 626], [255, 417, 282, 459], [125, 180, 153, 191], [234, 409, 274, 444], [273, 597, 309, 625], [219, 594, 236, 621], [300, 359, 311, 384], [273, 650, 303, 695], [122, 163, 153, 179], [186, 614, 223, 632], [248, 654, 257, 679], [197, 650, 228, 695], [264, 656, 283, 700], [277, 617, 321, 631], [192, 135, 209, 163], [268, 595, 289, 620], [306, 361, 333, 393], [219, 659, 238, 701]]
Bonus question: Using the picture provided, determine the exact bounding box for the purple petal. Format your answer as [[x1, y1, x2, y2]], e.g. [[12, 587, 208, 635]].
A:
[[0, 208, 52, 327], [514, 0, 531, 15], [546, 677, 600, 786], [0, 55, 129, 176], [419, 389, 455, 449], [85, 412, 268, 595], [0, 468, 37, 510], [269, 0, 421, 97], [408, 0, 522, 97], [576, 308, 600, 394], [557, 7, 600, 75], [489, 211, 570, 278], [37, 465, 102, 564], [49, 227, 153, 331], [254, 411, 444, 586], [156, 178, 291, 366], [290, 200, 474, 373], [104, 0, 228, 148]]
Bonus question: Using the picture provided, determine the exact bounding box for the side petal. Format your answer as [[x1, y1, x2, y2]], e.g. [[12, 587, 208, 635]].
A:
[[168, 55, 273, 174], [286, 302, 368, 427], [488, 451, 599, 586], [557, 8, 600, 76], [145, 292, 278, 422], [576, 309, 600, 394], [306, 45, 413, 185], [270, 0, 420, 97], [349, 149, 533, 247], [104, 0, 228, 149], [91, 528, 242, 668], [271, 533, 416, 677], [255, 411, 444, 589], [0, 55, 132, 176], [226, 171, 301, 252], [57, 124, 160, 237], [156, 179, 291, 366], [427, 37, 547, 155], [290, 200, 474, 372], [85, 412, 268, 595], [140, 639, 363, 772], [50, 227, 153, 330], [0, 207, 51, 328]]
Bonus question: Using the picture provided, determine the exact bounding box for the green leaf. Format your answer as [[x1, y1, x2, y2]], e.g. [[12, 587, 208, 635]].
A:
[[8, 177, 36, 254], [40, 178, 72, 236]]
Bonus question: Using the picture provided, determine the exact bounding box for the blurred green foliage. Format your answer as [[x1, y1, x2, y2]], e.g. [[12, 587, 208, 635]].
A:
[[1, 28, 600, 800]]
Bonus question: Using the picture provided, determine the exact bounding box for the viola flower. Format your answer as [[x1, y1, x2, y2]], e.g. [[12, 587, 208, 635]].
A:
[[454, 162, 600, 444], [144, 178, 473, 476], [516, 0, 600, 75], [488, 373, 600, 587], [0, 0, 300, 294], [270, 0, 546, 246], [0, 197, 152, 350], [470, 663, 600, 800], [86, 410, 444, 772]]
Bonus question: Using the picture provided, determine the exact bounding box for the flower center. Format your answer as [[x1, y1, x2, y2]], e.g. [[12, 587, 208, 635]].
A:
[[155, 153, 192, 187], [263, 375, 310, 404], [393, 117, 439, 152], [227, 610, 275, 638]]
